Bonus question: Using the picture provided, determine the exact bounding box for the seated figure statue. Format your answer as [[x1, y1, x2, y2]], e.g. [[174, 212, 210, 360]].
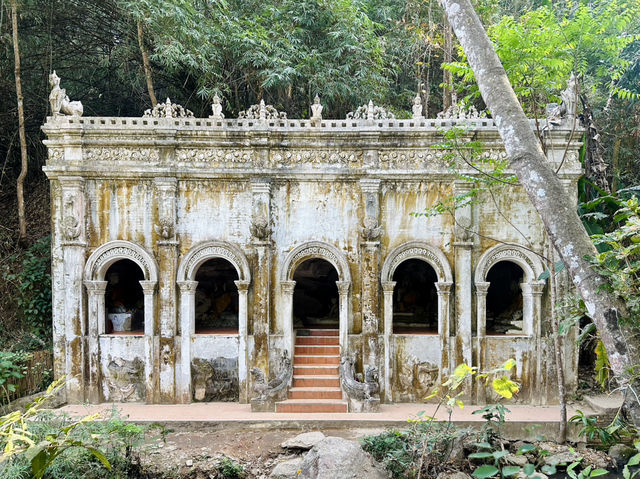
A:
[[49, 71, 83, 117]]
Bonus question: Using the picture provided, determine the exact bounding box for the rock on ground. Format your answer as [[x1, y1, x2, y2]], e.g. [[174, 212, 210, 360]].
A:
[[609, 444, 637, 467], [281, 432, 326, 450], [299, 436, 388, 479], [437, 472, 472, 479], [269, 457, 305, 479]]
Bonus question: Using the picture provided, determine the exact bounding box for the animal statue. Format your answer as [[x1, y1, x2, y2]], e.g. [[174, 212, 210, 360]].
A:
[[49, 71, 83, 117]]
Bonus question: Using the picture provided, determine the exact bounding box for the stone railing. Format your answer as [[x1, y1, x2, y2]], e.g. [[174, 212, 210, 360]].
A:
[[45, 115, 544, 131]]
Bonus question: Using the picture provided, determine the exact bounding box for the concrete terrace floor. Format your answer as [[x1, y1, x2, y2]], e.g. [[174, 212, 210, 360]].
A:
[[56, 402, 600, 441], [59, 402, 578, 423]]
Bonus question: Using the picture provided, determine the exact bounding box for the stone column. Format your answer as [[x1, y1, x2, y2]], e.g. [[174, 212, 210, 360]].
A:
[[250, 180, 272, 382], [359, 178, 382, 375], [453, 181, 474, 398], [176, 280, 197, 403], [361, 242, 380, 367], [140, 280, 157, 403], [381, 281, 396, 402], [281, 281, 296, 357], [523, 281, 545, 402], [436, 281, 454, 380], [336, 281, 351, 356], [84, 280, 107, 403], [235, 280, 250, 403], [155, 177, 178, 403], [59, 177, 86, 402], [474, 281, 490, 403]]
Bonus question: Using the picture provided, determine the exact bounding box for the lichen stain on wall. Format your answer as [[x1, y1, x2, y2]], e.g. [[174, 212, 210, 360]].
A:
[[177, 180, 252, 253], [476, 185, 545, 252], [271, 180, 360, 248]]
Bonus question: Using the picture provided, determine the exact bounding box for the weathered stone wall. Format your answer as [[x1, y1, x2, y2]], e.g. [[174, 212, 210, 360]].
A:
[[42, 114, 582, 406]]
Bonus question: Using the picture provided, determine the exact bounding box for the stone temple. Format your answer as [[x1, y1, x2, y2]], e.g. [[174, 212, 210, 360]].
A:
[[42, 88, 582, 412]]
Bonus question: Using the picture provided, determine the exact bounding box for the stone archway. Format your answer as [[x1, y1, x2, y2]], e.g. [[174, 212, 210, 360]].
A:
[[279, 242, 351, 356], [380, 241, 453, 402], [176, 241, 251, 403], [473, 244, 546, 402], [83, 241, 158, 403], [474, 244, 545, 337]]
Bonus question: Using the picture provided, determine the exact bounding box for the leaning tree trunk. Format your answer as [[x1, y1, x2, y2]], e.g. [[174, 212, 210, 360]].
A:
[[440, 0, 640, 424], [137, 19, 157, 107], [11, 0, 28, 241]]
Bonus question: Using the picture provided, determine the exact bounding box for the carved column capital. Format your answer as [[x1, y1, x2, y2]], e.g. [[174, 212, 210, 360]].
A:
[[59, 176, 85, 189], [177, 280, 198, 294], [84, 280, 108, 294], [381, 281, 396, 294], [362, 241, 380, 252], [521, 281, 545, 297], [336, 281, 351, 296], [281, 280, 296, 295], [359, 178, 382, 193], [474, 281, 490, 296], [234, 280, 250, 292], [436, 281, 454, 296], [154, 177, 178, 190], [251, 179, 272, 194], [139, 280, 157, 294]]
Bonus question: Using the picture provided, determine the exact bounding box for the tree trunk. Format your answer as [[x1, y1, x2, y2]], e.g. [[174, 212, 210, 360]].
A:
[[137, 19, 157, 107], [442, 16, 453, 110], [11, 0, 28, 241], [440, 0, 640, 423], [550, 251, 567, 443]]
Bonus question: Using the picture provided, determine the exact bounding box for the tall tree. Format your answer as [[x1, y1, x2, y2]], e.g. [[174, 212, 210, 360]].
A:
[[137, 19, 157, 107], [10, 0, 28, 241], [440, 0, 640, 423]]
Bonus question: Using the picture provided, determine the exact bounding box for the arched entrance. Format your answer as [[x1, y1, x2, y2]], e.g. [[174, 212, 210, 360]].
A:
[[279, 242, 351, 356], [380, 241, 453, 402], [485, 261, 525, 335], [194, 258, 240, 334], [104, 259, 145, 334], [83, 241, 158, 403], [292, 258, 339, 330], [474, 244, 546, 401], [391, 258, 438, 334], [176, 241, 251, 403]]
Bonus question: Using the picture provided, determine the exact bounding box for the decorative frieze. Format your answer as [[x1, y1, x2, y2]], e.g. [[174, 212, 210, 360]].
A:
[[94, 246, 151, 279], [270, 150, 363, 168], [85, 147, 159, 163], [481, 248, 537, 280]]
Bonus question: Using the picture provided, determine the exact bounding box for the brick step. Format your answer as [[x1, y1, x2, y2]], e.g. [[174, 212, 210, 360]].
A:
[[275, 399, 348, 413], [293, 355, 340, 365], [288, 387, 343, 400], [292, 375, 340, 388], [294, 345, 339, 356], [293, 365, 340, 376], [295, 336, 340, 346], [296, 329, 339, 337]]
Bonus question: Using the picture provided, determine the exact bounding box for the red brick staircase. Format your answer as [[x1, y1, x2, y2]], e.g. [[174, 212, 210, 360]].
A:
[[275, 328, 347, 413]]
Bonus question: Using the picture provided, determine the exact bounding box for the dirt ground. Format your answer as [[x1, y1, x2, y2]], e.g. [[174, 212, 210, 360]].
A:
[[138, 424, 388, 478]]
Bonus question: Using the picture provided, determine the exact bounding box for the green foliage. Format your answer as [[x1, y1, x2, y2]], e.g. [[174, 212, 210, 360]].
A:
[[445, 1, 640, 113], [567, 459, 609, 479], [412, 127, 516, 220], [0, 380, 161, 479], [622, 439, 640, 479], [0, 351, 31, 403], [594, 340, 611, 390], [4, 237, 52, 344], [218, 456, 245, 479], [591, 197, 640, 325], [362, 421, 465, 479], [569, 409, 625, 446]]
